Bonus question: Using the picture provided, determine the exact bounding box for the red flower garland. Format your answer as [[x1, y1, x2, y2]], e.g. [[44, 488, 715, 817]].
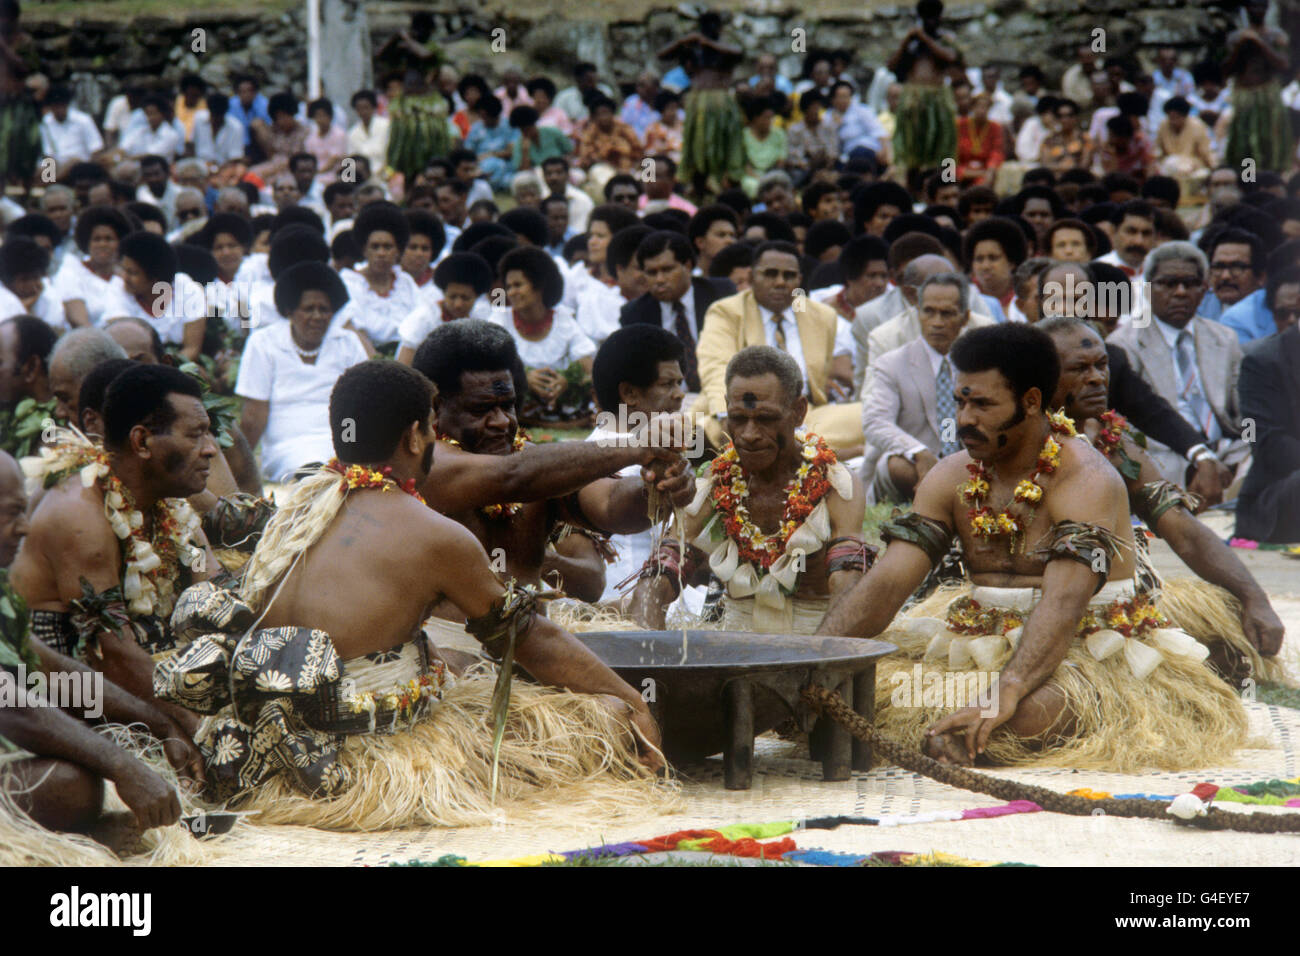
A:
[[325, 459, 426, 503], [708, 431, 836, 569]]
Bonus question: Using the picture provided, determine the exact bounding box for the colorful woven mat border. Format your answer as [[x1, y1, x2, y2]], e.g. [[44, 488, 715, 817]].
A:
[[1068, 775, 1300, 808], [392, 803, 1042, 868], [391, 775, 1300, 867]]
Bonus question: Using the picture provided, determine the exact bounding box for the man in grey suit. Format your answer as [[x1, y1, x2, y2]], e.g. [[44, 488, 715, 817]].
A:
[[861, 272, 971, 501], [1107, 241, 1250, 485]]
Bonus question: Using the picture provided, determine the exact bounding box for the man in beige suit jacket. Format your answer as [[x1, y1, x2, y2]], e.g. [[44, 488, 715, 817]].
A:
[[1107, 242, 1249, 485], [695, 241, 864, 455], [861, 272, 974, 500]]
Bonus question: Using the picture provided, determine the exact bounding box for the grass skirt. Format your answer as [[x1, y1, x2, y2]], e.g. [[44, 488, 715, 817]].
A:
[[0, 725, 237, 866], [681, 88, 746, 188], [892, 83, 957, 170], [875, 584, 1250, 772], [1157, 576, 1289, 686], [232, 667, 680, 831], [1225, 81, 1294, 173]]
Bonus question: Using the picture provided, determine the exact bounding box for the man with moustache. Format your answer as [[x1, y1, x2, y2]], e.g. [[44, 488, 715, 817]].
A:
[[154, 361, 667, 824], [1041, 316, 1284, 682], [11, 366, 219, 732], [819, 323, 1246, 769], [1197, 229, 1265, 322]]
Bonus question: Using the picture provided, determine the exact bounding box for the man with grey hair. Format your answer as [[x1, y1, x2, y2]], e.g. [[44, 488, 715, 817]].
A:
[[756, 170, 795, 216], [46, 327, 127, 425], [165, 187, 208, 243], [631, 344, 869, 640], [213, 187, 250, 218], [862, 272, 972, 501], [1108, 240, 1250, 487]]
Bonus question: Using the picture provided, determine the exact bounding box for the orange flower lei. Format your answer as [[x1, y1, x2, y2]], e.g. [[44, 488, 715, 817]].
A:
[[434, 430, 528, 518], [709, 428, 836, 569], [962, 412, 1076, 551], [325, 459, 426, 503]]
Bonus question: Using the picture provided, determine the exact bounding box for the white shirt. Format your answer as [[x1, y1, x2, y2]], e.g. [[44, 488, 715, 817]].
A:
[[489, 305, 595, 369], [1096, 248, 1146, 322], [193, 113, 247, 164], [135, 180, 182, 228], [234, 320, 369, 482], [101, 271, 207, 345], [119, 122, 183, 162], [51, 256, 125, 326], [397, 295, 494, 352], [756, 303, 808, 393], [339, 264, 421, 345], [346, 116, 391, 175], [40, 109, 104, 165], [574, 281, 625, 346], [584, 425, 651, 601], [102, 95, 132, 134], [564, 184, 595, 232], [1016, 115, 1051, 163]]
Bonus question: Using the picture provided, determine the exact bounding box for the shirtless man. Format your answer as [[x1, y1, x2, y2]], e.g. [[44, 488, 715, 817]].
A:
[[412, 319, 695, 623], [11, 366, 218, 733], [1041, 316, 1285, 669], [1, 452, 201, 844], [887, 0, 962, 187], [631, 346, 868, 633], [820, 324, 1138, 763], [178, 360, 663, 807]]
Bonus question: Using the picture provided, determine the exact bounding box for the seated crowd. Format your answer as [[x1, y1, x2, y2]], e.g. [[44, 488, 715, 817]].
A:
[[0, 4, 1295, 851]]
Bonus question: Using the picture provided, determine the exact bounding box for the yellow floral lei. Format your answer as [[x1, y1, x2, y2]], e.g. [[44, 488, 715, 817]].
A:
[[961, 411, 1077, 553]]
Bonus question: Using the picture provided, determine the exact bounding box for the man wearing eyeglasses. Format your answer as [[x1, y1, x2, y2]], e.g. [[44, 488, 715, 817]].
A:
[[694, 241, 863, 457], [1108, 241, 1250, 492], [1198, 228, 1265, 322]]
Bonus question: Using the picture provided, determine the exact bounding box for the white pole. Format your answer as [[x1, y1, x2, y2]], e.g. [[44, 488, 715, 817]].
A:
[[307, 0, 322, 99]]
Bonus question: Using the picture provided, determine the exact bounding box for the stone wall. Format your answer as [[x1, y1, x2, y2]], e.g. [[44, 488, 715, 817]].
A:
[[21, 0, 1266, 121]]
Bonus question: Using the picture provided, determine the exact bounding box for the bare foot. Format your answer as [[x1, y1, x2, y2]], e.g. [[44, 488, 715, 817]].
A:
[[85, 811, 147, 857], [922, 731, 972, 766]]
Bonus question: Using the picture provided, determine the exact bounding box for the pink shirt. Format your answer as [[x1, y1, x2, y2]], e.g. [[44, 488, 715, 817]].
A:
[[304, 124, 348, 182], [638, 193, 698, 216]]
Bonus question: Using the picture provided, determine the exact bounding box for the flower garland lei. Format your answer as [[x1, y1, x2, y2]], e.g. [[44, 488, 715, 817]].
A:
[[434, 430, 528, 518], [961, 411, 1076, 552], [1056, 408, 1142, 481], [47, 445, 203, 618], [709, 428, 835, 569], [325, 459, 426, 504]]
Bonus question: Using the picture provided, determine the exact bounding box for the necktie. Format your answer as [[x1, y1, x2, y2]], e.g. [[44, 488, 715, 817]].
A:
[[936, 357, 961, 456], [1175, 330, 1215, 438], [771, 311, 788, 352], [1118, 263, 1137, 278], [672, 299, 700, 391]]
